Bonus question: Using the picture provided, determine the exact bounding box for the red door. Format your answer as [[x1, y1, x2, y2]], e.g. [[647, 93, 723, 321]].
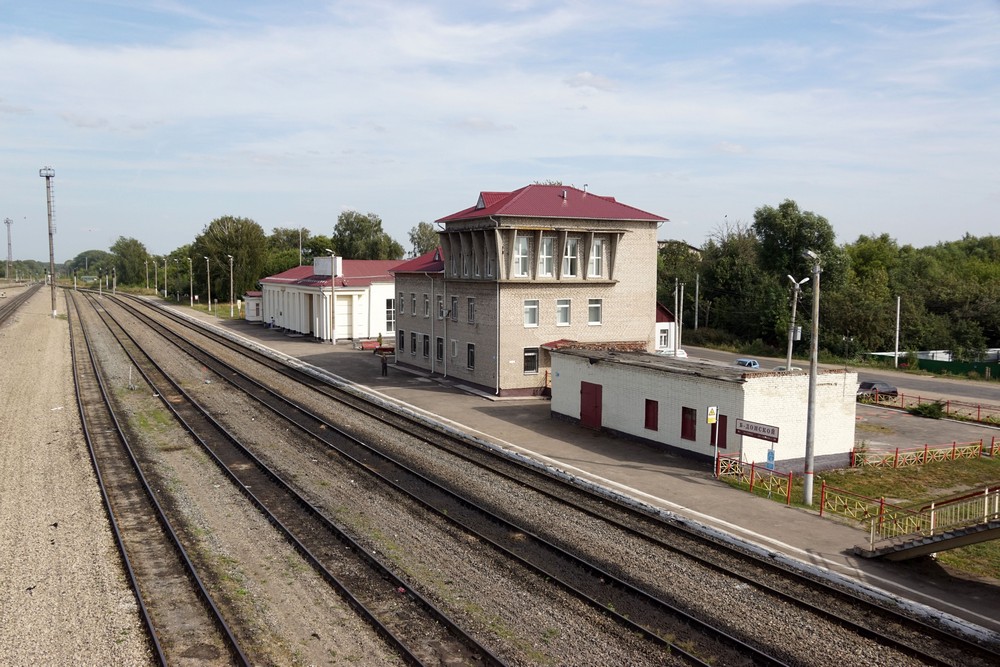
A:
[[580, 381, 602, 430]]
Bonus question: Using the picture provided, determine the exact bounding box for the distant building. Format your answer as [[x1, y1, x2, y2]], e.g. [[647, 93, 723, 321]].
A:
[[243, 290, 262, 322], [260, 257, 403, 341], [392, 184, 668, 395]]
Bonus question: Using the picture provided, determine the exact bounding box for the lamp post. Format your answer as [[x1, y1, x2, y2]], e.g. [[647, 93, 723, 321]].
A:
[[112, 267, 116, 295], [39, 167, 57, 318], [803, 250, 822, 506], [144, 259, 149, 290], [163, 258, 168, 299], [785, 275, 809, 371], [153, 258, 158, 295], [227, 254, 234, 318], [187, 257, 193, 307], [325, 248, 335, 343], [173, 259, 179, 301], [204, 256, 211, 312]]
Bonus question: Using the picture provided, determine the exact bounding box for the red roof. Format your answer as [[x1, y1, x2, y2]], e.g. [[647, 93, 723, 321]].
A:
[[437, 184, 667, 223], [656, 302, 675, 323], [260, 260, 405, 288], [391, 247, 445, 274]]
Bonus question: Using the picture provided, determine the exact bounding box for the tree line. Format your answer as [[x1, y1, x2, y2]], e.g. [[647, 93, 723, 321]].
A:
[[659, 200, 1000, 362]]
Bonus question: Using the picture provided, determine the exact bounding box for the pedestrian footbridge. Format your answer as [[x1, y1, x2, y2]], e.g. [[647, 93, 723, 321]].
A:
[[851, 486, 1000, 560]]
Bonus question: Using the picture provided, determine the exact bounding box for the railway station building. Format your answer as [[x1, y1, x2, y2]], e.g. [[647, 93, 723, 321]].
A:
[[259, 257, 403, 342], [549, 349, 858, 470], [392, 183, 668, 396]]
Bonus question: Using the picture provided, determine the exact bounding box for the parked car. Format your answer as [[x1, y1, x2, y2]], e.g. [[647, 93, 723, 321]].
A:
[[734, 358, 760, 369], [772, 365, 803, 372], [857, 380, 898, 398]]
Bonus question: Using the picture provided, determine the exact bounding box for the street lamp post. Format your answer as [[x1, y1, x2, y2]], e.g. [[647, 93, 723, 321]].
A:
[[39, 167, 57, 318], [163, 258, 168, 299], [187, 257, 193, 307], [803, 250, 822, 506], [227, 255, 234, 318], [145, 259, 149, 290], [325, 248, 336, 343], [785, 275, 809, 371], [204, 256, 211, 312], [173, 259, 179, 301]]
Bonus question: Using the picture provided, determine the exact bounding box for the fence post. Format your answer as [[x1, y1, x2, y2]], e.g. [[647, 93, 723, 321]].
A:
[[749, 461, 756, 492], [923, 443, 929, 464], [819, 480, 826, 515], [878, 496, 886, 533], [894, 447, 900, 469], [952, 441, 957, 460], [786, 471, 793, 506]]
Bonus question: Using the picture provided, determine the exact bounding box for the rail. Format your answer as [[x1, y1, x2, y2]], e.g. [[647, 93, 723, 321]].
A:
[[858, 391, 1000, 424], [716, 453, 793, 505], [851, 438, 997, 468]]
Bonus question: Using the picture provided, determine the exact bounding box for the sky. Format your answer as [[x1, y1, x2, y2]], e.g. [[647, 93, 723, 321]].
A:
[[2, 1, 999, 262]]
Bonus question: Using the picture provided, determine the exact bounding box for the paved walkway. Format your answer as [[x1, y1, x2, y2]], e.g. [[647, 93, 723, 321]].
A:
[[183, 308, 1000, 639]]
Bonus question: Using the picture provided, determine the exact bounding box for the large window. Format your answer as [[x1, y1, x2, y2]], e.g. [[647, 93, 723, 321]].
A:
[[467, 343, 476, 369], [523, 347, 539, 374], [556, 298, 571, 326], [422, 334, 430, 358], [467, 297, 476, 324], [398, 291, 405, 315], [563, 238, 579, 277], [514, 236, 530, 277], [410, 332, 417, 355], [436, 336, 444, 361], [410, 292, 416, 314], [589, 238, 604, 277], [588, 298, 602, 325], [538, 237, 554, 277], [658, 330, 669, 348], [523, 299, 539, 327], [398, 330, 405, 352], [681, 407, 697, 441], [644, 399, 658, 431], [423, 294, 430, 318], [386, 298, 396, 332], [450, 296, 458, 322]]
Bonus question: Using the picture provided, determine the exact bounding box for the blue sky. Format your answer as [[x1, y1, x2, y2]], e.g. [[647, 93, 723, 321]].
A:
[[2, 1, 998, 262]]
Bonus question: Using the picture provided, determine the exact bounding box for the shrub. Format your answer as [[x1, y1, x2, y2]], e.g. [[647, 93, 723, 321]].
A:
[[908, 401, 945, 419]]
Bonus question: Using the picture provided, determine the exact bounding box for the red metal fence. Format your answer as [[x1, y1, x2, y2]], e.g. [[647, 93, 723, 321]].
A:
[[717, 454, 794, 505], [851, 437, 998, 468], [858, 392, 1000, 424]]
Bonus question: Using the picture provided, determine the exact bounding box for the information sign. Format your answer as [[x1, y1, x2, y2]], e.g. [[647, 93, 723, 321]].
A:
[[735, 418, 779, 443]]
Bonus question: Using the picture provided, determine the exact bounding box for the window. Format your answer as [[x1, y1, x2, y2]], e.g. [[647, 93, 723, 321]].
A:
[[681, 407, 697, 441], [451, 339, 458, 357], [386, 298, 396, 332], [514, 236, 530, 277], [474, 252, 481, 277], [563, 238, 579, 277], [523, 347, 539, 374], [487, 253, 495, 277], [436, 336, 444, 361], [467, 343, 476, 369], [437, 295, 444, 319], [410, 332, 417, 355], [658, 330, 669, 348], [398, 330, 405, 352], [422, 334, 430, 358], [538, 237, 554, 277], [644, 399, 658, 431], [588, 298, 602, 325], [410, 292, 416, 314], [589, 238, 604, 277], [523, 299, 539, 327], [467, 297, 476, 324], [556, 298, 571, 326], [398, 291, 405, 315], [450, 296, 458, 322], [423, 294, 430, 318]]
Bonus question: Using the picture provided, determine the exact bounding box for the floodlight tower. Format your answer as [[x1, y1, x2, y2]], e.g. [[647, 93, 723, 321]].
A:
[[39, 167, 57, 317], [4, 217, 12, 282]]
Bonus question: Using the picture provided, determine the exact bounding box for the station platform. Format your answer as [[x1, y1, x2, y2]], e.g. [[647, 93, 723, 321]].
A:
[[178, 307, 1000, 639]]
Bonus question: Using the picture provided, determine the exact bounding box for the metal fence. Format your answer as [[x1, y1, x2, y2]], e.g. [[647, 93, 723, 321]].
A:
[[717, 454, 793, 505], [858, 392, 1000, 424], [851, 438, 997, 468]]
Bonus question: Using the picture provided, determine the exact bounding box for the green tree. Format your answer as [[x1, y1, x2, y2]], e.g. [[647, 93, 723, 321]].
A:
[[408, 222, 439, 257], [191, 216, 268, 307], [331, 211, 404, 260], [67, 250, 113, 277], [109, 237, 149, 286], [752, 199, 839, 279]]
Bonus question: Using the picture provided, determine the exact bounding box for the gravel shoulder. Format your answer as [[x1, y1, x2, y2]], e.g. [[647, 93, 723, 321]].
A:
[[0, 289, 152, 666]]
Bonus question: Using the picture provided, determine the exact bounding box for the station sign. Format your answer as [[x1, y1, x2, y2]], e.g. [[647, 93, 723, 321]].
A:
[[735, 418, 779, 443]]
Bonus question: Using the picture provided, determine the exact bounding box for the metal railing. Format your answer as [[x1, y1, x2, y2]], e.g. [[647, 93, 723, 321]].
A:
[[717, 453, 793, 505], [851, 438, 996, 468], [858, 392, 1000, 425]]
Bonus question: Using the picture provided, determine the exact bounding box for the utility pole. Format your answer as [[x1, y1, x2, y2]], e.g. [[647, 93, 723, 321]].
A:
[[803, 250, 822, 506], [4, 217, 12, 282], [228, 254, 234, 318], [785, 275, 809, 370], [144, 258, 149, 290], [694, 273, 700, 330], [205, 256, 211, 312], [894, 296, 901, 368], [187, 257, 193, 307], [39, 167, 57, 317]]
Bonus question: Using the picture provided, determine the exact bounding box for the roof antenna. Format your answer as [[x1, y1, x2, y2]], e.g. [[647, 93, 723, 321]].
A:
[[583, 183, 588, 195]]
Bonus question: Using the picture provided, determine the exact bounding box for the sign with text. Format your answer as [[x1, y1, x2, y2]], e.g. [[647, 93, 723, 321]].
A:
[[735, 418, 779, 443], [706, 406, 718, 424]]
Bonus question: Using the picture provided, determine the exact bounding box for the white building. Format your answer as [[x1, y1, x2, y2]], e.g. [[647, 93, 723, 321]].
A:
[[550, 349, 858, 470], [259, 257, 403, 342]]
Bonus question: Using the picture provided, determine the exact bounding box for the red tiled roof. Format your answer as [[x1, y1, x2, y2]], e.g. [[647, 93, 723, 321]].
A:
[[437, 184, 667, 223], [260, 260, 405, 288], [391, 247, 445, 274], [656, 302, 675, 323]]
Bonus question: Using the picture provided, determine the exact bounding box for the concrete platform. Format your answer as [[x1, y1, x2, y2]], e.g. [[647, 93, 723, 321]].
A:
[[180, 307, 1000, 640]]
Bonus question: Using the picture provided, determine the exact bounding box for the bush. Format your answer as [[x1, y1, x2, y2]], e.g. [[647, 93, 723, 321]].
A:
[[908, 401, 945, 419]]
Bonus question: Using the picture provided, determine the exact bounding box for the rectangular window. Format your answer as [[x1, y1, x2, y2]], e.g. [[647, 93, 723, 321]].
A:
[[681, 407, 697, 441], [589, 238, 604, 277], [467, 297, 476, 324], [538, 237, 554, 277], [410, 292, 416, 314], [474, 252, 481, 277], [423, 294, 430, 318], [450, 296, 458, 322], [658, 330, 669, 348], [514, 235, 530, 277], [436, 336, 444, 361], [386, 298, 396, 332], [487, 253, 495, 277], [563, 238, 579, 277], [398, 330, 405, 352], [644, 399, 658, 431], [588, 298, 602, 325], [422, 334, 430, 358], [556, 298, 571, 326], [437, 295, 444, 319], [523, 347, 539, 374], [523, 299, 539, 327], [451, 339, 458, 357], [398, 291, 405, 315], [467, 343, 476, 369], [410, 332, 417, 355]]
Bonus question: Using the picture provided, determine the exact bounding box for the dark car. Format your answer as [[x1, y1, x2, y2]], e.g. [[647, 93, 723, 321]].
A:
[[857, 380, 898, 398]]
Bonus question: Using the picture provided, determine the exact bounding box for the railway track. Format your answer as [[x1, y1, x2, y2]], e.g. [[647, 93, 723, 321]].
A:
[[67, 291, 247, 665], [78, 289, 1000, 665], [0, 283, 41, 325]]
